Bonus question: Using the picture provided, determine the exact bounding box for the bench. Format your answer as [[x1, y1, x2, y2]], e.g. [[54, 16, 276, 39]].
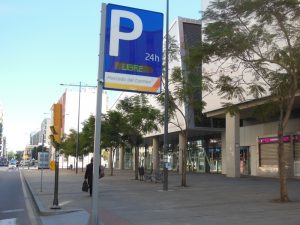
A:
[[154, 171, 164, 183], [143, 170, 164, 183], [144, 170, 153, 182]]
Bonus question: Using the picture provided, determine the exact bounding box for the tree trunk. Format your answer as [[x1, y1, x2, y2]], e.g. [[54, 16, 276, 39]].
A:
[[135, 146, 139, 180], [278, 122, 289, 202], [181, 132, 187, 187], [82, 155, 84, 172], [109, 148, 113, 176]]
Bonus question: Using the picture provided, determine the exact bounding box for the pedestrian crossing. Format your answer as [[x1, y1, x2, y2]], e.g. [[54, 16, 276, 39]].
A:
[[0, 218, 17, 225]]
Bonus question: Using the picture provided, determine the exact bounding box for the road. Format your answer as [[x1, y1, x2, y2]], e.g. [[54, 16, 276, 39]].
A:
[[0, 167, 41, 225]]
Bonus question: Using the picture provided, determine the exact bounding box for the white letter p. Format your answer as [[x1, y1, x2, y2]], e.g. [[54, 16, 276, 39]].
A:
[[109, 10, 143, 57]]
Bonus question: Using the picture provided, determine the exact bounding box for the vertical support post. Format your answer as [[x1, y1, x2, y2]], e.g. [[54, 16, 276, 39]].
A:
[[76, 82, 81, 174], [119, 146, 124, 170], [91, 3, 106, 225], [163, 0, 170, 191], [40, 134, 44, 192], [225, 112, 240, 177], [51, 144, 60, 209]]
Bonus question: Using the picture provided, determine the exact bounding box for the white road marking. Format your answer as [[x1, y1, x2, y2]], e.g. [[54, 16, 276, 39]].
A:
[[0, 209, 24, 213], [0, 218, 17, 225]]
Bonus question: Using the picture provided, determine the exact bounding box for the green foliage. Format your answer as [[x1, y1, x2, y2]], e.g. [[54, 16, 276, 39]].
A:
[[60, 129, 77, 157], [200, 0, 300, 202], [15, 152, 23, 161], [201, 0, 300, 104], [222, 103, 240, 116], [101, 111, 126, 150], [7, 151, 15, 160], [31, 145, 46, 160], [80, 115, 95, 155], [117, 94, 162, 146], [252, 101, 279, 122]]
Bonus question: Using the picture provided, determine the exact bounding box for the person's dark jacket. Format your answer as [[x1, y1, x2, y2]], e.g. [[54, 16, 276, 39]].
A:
[[84, 163, 102, 186], [84, 162, 93, 186]]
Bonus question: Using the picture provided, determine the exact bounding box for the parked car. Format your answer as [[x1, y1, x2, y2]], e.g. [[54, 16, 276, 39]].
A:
[[0, 157, 8, 166], [8, 160, 17, 169]]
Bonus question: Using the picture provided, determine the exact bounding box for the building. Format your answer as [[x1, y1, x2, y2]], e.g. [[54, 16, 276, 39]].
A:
[[30, 131, 40, 146], [40, 118, 51, 147], [53, 88, 108, 168], [115, 15, 300, 181], [113, 17, 225, 174], [206, 94, 300, 178]]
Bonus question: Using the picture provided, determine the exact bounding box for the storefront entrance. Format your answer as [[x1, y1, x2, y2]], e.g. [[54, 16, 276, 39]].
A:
[[240, 146, 250, 175], [187, 139, 222, 173]]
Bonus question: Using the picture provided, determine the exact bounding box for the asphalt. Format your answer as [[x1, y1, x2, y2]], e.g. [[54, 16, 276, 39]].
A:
[[21, 167, 300, 225]]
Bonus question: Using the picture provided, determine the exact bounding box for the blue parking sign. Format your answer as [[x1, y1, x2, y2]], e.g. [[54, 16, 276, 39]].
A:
[[103, 4, 163, 94]]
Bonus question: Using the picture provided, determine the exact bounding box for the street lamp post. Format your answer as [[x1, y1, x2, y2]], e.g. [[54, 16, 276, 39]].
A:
[[60, 82, 96, 174], [76, 81, 81, 174], [40, 134, 45, 192], [163, 0, 170, 191]]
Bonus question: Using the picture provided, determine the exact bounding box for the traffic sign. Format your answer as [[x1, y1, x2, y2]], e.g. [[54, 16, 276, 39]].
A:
[[103, 4, 163, 94], [50, 160, 55, 171]]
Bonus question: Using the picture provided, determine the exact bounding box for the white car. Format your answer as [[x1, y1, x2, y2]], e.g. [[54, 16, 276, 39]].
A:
[[8, 160, 17, 169]]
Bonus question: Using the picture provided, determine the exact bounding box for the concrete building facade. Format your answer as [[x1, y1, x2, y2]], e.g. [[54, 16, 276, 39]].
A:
[[53, 88, 108, 168], [115, 15, 300, 181]]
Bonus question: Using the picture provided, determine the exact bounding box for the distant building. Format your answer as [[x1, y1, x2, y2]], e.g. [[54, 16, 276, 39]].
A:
[[23, 145, 36, 160], [40, 118, 51, 148], [50, 88, 109, 168], [58, 88, 108, 135], [30, 131, 40, 146]]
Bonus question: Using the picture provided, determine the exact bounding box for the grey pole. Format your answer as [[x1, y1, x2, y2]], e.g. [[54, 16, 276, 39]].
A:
[[163, 0, 170, 191], [40, 134, 44, 192], [91, 3, 106, 225], [75, 82, 81, 174], [51, 143, 60, 209], [60, 82, 96, 174]]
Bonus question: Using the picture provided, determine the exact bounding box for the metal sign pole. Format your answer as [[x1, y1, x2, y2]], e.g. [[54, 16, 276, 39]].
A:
[[91, 3, 106, 225], [51, 144, 60, 209], [163, 0, 170, 191], [75, 81, 81, 174], [40, 134, 44, 192]]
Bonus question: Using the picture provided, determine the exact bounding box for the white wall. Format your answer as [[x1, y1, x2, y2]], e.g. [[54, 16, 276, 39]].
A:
[[239, 118, 300, 176], [63, 88, 108, 134]]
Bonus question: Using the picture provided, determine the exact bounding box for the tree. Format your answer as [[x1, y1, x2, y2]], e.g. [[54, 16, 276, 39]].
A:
[[31, 145, 46, 160], [81, 115, 95, 155], [60, 129, 77, 167], [15, 151, 23, 162], [101, 111, 127, 176], [199, 0, 300, 202], [117, 94, 162, 180], [157, 35, 209, 186], [7, 151, 15, 160]]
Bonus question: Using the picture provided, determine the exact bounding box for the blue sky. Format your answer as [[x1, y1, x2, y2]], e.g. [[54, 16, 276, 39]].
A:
[[0, 0, 203, 151]]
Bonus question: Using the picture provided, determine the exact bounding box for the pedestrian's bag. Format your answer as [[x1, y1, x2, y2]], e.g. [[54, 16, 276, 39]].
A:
[[99, 166, 105, 178], [82, 180, 88, 192]]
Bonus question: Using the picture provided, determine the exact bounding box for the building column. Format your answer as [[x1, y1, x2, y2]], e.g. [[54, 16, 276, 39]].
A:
[[152, 136, 159, 172], [221, 131, 226, 175], [119, 146, 125, 170], [179, 132, 185, 174], [225, 112, 240, 177]]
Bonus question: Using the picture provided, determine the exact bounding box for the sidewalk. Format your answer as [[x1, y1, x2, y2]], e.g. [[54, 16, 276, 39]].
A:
[[22, 168, 300, 225]]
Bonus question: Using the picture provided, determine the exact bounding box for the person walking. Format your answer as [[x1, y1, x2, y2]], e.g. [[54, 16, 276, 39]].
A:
[[85, 158, 94, 196], [84, 158, 102, 196]]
